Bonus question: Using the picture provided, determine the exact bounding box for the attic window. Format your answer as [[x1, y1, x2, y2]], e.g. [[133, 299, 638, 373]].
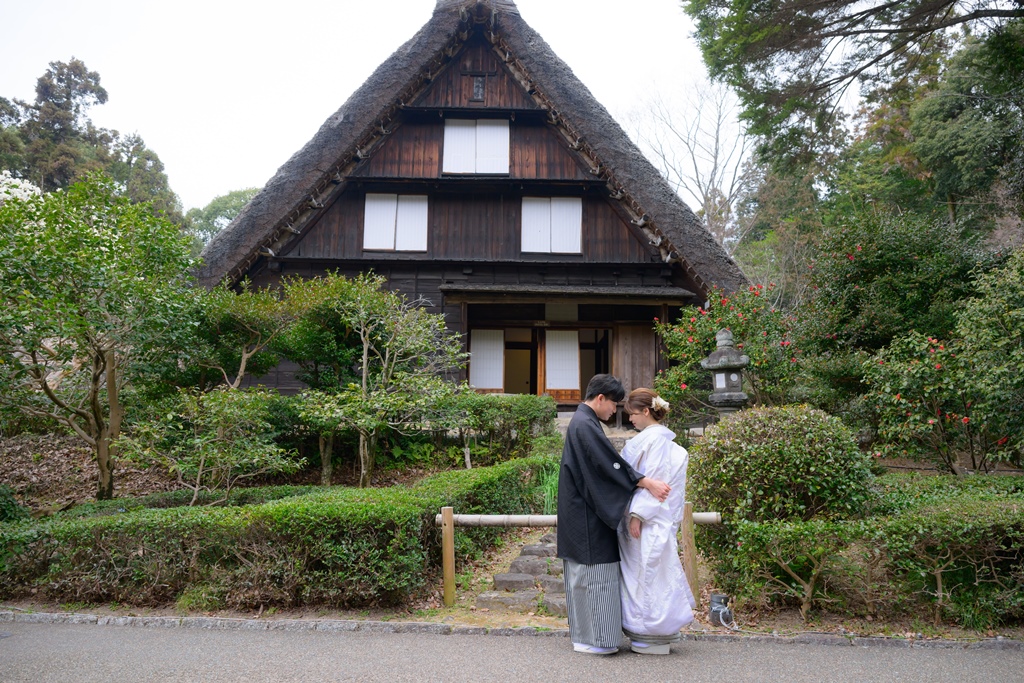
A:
[[442, 119, 509, 174], [521, 197, 582, 254], [363, 194, 428, 252]]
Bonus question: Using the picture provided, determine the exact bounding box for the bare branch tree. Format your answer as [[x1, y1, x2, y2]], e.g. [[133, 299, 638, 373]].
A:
[[628, 80, 755, 253]]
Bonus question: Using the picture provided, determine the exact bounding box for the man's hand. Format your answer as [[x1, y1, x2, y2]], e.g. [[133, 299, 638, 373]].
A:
[[629, 516, 642, 539], [638, 477, 670, 502]]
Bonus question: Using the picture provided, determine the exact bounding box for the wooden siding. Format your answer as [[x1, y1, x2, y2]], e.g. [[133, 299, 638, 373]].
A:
[[415, 39, 538, 110], [285, 191, 656, 263], [354, 122, 441, 178], [510, 124, 588, 180], [354, 121, 587, 181]]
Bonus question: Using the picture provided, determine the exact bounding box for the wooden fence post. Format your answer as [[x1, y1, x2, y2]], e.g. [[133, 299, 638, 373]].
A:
[[442, 506, 455, 607], [682, 501, 700, 610]]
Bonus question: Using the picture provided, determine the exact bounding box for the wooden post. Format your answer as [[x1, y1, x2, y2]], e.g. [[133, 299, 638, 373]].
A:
[[442, 506, 456, 607], [682, 501, 700, 610]]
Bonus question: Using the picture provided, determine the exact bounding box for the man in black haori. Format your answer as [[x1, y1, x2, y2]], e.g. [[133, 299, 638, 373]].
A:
[[557, 374, 671, 655]]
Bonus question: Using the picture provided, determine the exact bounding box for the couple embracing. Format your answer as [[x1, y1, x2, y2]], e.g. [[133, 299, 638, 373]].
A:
[[557, 374, 696, 655]]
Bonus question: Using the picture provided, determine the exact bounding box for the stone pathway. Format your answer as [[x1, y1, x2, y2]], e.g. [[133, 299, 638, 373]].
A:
[[476, 532, 567, 617]]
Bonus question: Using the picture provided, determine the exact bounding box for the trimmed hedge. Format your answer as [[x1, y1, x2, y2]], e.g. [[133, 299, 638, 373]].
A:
[[56, 485, 322, 520], [0, 455, 556, 609], [726, 474, 1024, 627]]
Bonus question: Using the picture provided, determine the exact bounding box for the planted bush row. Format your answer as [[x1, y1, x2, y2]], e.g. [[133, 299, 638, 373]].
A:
[[0, 455, 556, 610], [719, 474, 1024, 627]]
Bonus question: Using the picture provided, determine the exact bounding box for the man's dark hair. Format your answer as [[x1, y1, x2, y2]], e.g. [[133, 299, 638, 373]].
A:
[[584, 374, 625, 402]]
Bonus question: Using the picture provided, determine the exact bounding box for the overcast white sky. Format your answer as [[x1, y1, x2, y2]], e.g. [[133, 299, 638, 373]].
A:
[[1, 0, 706, 211]]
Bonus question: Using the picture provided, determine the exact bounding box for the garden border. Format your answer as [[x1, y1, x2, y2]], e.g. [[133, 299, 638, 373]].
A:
[[2, 609, 1020, 649]]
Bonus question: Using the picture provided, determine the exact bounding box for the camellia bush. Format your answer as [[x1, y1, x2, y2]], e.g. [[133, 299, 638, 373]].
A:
[[863, 247, 1024, 473], [864, 333, 992, 474], [655, 283, 797, 427], [796, 210, 996, 423], [953, 247, 1024, 465]]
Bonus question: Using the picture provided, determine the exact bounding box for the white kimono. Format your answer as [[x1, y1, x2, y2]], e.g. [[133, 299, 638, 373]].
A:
[[618, 424, 696, 639]]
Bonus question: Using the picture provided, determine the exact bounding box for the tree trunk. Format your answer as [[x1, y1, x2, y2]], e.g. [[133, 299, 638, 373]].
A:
[[358, 430, 376, 488], [319, 432, 334, 486], [95, 430, 114, 500]]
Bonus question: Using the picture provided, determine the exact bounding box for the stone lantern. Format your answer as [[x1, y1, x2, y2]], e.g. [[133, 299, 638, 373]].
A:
[[700, 329, 750, 415]]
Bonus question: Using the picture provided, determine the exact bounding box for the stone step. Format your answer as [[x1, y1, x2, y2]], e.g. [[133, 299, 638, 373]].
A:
[[477, 533, 566, 616]]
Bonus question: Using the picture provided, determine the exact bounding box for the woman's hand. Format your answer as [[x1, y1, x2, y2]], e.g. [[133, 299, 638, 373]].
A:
[[629, 516, 642, 539]]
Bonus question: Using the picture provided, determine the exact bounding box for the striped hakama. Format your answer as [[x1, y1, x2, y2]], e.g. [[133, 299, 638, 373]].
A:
[[563, 559, 623, 648]]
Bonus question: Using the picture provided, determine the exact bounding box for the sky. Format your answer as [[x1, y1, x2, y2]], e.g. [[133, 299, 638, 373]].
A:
[[0, 0, 707, 211]]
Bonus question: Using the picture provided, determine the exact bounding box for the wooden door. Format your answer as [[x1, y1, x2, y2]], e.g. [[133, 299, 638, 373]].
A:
[[613, 325, 656, 395]]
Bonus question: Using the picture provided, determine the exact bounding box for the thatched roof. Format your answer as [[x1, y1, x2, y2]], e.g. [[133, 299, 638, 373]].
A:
[[197, 0, 747, 294]]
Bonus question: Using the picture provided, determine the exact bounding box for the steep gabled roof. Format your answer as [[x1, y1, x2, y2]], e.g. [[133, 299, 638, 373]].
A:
[[197, 0, 747, 294]]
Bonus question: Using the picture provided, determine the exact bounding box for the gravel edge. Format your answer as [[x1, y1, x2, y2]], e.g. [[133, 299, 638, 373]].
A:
[[1, 610, 1020, 650]]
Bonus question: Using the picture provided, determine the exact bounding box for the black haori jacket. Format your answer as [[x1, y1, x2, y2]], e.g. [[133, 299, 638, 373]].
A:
[[556, 403, 643, 565]]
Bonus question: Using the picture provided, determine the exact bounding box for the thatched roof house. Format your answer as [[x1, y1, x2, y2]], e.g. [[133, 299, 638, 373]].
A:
[[199, 0, 746, 401]]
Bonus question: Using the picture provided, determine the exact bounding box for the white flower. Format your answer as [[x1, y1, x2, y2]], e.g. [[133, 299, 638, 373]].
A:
[[652, 396, 670, 411], [0, 170, 42, 206]]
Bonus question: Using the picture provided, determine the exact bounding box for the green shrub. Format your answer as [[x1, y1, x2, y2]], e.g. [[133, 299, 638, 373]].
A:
[[797, 211, 995, 423], [732, 518, 857, 620], [690, 405, 874, 582], [411, 454, 556, 562], [0, 485, 29, 523], [0, 455, 554, 609], [56, 485, 321, 520], [691, 405, 874, 524], [118, 388, 305, 505], [723, 474, 1024, 625], [873, 493, 1024, 627], [864, 333, 1006, 473], [870, 471, 1024, 515], [454, 393, 557, 465]]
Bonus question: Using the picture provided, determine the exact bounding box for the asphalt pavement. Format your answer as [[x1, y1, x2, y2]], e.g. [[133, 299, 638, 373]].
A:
[[2, 618, 1022, 683]]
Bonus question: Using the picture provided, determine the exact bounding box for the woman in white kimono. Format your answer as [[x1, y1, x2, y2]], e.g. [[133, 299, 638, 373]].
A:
[[618, 388, 696, 655]]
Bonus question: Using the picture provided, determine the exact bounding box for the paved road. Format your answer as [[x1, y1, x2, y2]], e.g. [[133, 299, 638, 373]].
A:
[[2, 622, 1022, 683]]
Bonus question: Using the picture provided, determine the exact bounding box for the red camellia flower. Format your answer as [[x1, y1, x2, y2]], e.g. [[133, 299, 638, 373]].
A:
[[962, 417, 970, 424], [935, 363, 942, 370], [679, 383, 688, 390]]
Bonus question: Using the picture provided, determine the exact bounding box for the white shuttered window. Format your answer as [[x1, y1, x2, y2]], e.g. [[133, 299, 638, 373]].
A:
[[442, 119, 509, 174], [469, 330, 505, 390], [363, 194, 428, 251], [520, 197, 582, 254], [546, 330, 580, 390]]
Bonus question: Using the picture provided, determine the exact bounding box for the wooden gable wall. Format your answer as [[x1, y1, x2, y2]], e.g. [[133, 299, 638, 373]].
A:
[[352, 121, 588, 180], [414, 39, 539, 110], [286, 191, 657, 263], [290, 36, 658, 265]]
